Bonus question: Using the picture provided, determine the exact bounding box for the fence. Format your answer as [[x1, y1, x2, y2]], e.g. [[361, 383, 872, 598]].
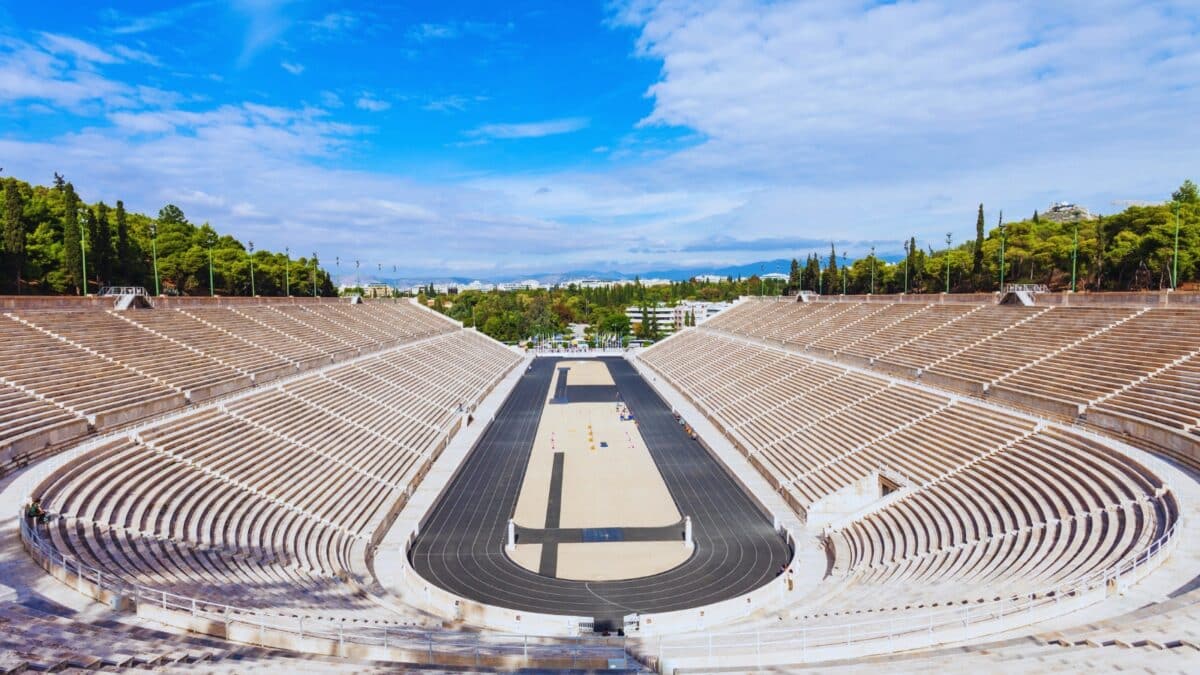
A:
[[18, 515, 628, 668], [653, 517, 1179, 670]]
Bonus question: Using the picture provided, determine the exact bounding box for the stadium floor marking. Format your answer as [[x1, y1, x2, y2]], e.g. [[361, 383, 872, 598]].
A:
[[538, 451, 566, 576]]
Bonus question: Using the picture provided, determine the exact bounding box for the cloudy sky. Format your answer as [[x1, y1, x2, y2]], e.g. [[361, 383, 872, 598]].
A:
[[1, 1, 1197, 279]]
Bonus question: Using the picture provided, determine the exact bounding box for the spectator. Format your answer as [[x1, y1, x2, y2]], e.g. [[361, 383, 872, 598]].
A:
[[25, 496, 48, 525]]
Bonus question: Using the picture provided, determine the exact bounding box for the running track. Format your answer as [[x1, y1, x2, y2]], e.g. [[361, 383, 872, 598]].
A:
[[408, 357, 790, 625]]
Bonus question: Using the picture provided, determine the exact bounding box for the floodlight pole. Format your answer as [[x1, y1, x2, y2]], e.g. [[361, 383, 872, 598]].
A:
[[312, 253, 318, 298], [944, 233, 952, 294], [284, 246, 290, 296], [1070, 221, 1078, 293], [1172, 202, 1181, 290], [998, 212, 1006, 292], [869, 247, 876, 295], [208, 246, 215, 296], [248, 241, 256, 296], [150, 223, 160, 296], [80, 220, 88, 296], [903, 239, 910, 294], [842, 253, 847, 295]]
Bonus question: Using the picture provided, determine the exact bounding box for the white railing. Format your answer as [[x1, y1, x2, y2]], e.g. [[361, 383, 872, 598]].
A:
[[1004, 284, 1049, 294], [18, 515, 627, 666], [655, 515, 1179, 667], [98, 286, 149, 296]]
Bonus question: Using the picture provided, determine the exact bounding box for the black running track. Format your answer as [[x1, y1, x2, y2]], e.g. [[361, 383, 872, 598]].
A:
[[408, 357, 790, 625]]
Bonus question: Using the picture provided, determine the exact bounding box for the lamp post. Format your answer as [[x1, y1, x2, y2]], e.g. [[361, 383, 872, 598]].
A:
[[79, 217, 88, 296], [1172, 202, 1181, 290], [149, 223, 160, 296], [207, 245, 215, 297], [355, 259, 360, 290], [842, 252, 847, 295], [335, 256, 340, 294], [1070, 221, 1079, 293], [903, 239, 910, 294], [944, 232, 952, 294], [284, 246, 290, 296], [248, 241, 256, 297], [998, 212, 1006, 292], [312, 253, 318, 298]]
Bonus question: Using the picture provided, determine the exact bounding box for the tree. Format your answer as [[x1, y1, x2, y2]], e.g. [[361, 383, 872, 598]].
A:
[[1172, 179, 1198, 205], [2, 179, 26, 293], [972, 203, 985, 281], [114, 200, 130, 285], [823, 244, 839, 294], [803, 254, 820, 291], [788, 257, 801, 292], [90, 202, 112, 287], [61, 182, 83, 294]]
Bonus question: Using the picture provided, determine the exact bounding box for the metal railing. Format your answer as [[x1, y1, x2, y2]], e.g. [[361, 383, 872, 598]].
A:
[[1003, 283, 1049, 294], [98, 286, 149, 296], [655, 516, 1179, 665], [18, 515, 627, 666]]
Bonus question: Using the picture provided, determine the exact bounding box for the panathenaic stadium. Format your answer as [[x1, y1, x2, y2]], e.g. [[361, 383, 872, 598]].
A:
[[1, 291, 1199, 673]]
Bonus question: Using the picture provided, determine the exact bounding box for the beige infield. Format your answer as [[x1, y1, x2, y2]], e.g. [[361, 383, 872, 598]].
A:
[[508, 359, 691, 580]]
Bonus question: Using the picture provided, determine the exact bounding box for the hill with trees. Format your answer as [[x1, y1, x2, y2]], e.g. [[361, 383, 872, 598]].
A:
[[0, 174, 334, 296]]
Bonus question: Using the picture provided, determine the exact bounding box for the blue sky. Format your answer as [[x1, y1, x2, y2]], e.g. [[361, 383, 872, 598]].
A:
[[1, 1, 1198, 280]]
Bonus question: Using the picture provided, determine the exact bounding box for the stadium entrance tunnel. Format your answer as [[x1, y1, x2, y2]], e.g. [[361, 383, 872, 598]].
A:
[[406, 356, 792, 629]]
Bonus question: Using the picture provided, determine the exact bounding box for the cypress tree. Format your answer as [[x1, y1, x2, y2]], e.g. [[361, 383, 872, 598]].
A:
[[803, 254, 819, 291], [788, 257, 801, 292], [61, 182, 83, 295], [3, 180, 26, 293], [826, 243, 839, 293], [115, 200, 130, 285], [972, 203, 985, 281], [91, 202, 112, 287]]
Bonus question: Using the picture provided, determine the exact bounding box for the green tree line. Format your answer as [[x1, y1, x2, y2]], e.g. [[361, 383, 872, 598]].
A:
[[0, 174, 335, 296], [786, 180, 1199, 295], [428, 275, 782, 343]]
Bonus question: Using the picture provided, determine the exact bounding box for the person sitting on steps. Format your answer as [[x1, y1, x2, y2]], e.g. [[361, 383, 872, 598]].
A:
[[25, 496, 48, 526]]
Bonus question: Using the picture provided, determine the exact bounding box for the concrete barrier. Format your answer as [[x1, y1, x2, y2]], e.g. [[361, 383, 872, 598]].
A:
[[987, 385, 1084, 420], [920, 369, 986, 396], [1086, 409, 1200, 469], [92, 393, 188, 430]]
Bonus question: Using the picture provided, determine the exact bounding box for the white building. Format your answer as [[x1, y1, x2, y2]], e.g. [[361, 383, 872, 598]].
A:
[[626, 304, 678, 335], [362, 282, 394, 298], [626, 300, 733, 335]]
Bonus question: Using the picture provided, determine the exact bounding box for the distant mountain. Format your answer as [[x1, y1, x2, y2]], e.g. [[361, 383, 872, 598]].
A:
[[348, 255, 906, 287]]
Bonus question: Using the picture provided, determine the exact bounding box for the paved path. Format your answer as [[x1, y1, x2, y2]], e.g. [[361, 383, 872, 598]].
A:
[[408, 357, 790, 626]]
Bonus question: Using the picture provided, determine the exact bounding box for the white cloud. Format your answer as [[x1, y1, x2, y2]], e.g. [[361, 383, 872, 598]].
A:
[[423, 94, 486, 113], [231, 0, 295, 65], [38, 33, 121, 64], [105, 2, 216, 35], [319, 91, 343, 108], [280, 61, 305, 75], [0, 37, 132, 109], [111, 45, 162, 66], [467, 117, 589, 140], [355, 94, 390, 112], [310, 11, 362, 36], [409, 23, 458, 42]]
